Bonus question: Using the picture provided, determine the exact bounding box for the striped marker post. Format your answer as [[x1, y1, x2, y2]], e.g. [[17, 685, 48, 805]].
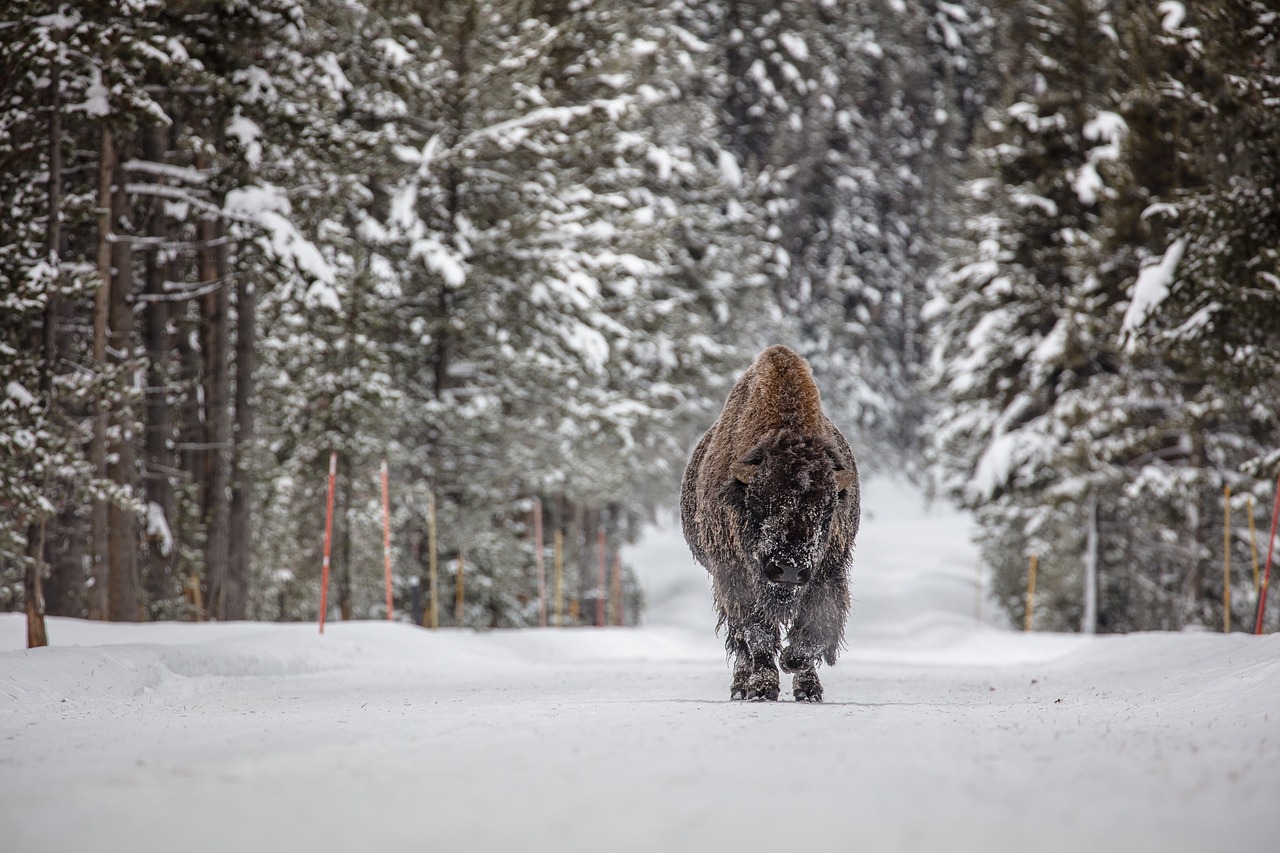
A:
[[1254, 470, 1280, 634], [319, 451, 337, 634]]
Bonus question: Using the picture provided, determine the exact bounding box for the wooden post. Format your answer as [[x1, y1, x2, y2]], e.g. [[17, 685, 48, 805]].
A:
[[1223, 485, 1232, 633], [428, 492, 438, 630], [553, 529, 564, 628], [974, 559, 982, 626], [1248, 495, 1260, 594], [319, 452, 337, 634], [26, 518, 49, 648], [455, 552, 465, 626], [187, 576, 205, 623], [1082, 491, 1099, 634], [596, 527, 607, 627], [1024, 554, 1038, 632], [380, 460, 393, 621], [533, 498, 546, 628], [1253, 470, 1280, 634], [611, 551, 623, 626]]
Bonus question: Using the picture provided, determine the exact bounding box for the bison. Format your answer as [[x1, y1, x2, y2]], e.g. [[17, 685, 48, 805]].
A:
[[680, 345, 860, 702]]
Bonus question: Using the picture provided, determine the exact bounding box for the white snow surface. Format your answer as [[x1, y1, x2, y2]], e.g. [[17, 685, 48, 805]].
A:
[[3, 479, 1277, 852]]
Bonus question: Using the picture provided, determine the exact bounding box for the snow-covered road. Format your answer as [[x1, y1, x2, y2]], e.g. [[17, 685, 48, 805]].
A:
[[3, 480, 1277, 852]]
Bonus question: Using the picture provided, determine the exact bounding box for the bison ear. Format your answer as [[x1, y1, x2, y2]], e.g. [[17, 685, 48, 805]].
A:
[[835, 468, 856, 493], [730, 461, 759, 484]]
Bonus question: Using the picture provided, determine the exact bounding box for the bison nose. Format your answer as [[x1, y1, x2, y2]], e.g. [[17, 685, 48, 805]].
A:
[[765, 562, 807, 585]]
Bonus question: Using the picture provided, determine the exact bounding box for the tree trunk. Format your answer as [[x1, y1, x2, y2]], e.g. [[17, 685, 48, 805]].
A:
[[227, 269, 256, 620], [107, 137, 140, 621], [41, 505, 84, 617], [338, 455, 353, 621], [141, 121, 177, 607], [28, 59, 63, 646], [198, 201, 232, 619], [89, 122, 113, 621], [176, 292, 203, 484], [25, 519, 49, 648], [43, 59, 62, 402]]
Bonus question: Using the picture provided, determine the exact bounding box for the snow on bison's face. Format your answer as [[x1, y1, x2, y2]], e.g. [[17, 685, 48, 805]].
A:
[[727, 431, 856, 587]]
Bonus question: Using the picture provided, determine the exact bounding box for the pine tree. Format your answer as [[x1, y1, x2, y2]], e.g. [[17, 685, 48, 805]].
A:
[[930, 0, 1280, 632]]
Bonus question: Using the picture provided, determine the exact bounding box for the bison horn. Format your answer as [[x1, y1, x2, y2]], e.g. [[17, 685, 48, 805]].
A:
[[835, 468, 856, 493], [730, 461, 759, 484]]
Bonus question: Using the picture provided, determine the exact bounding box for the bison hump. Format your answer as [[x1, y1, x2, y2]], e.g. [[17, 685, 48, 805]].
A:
[[739, 345, 826, 438]]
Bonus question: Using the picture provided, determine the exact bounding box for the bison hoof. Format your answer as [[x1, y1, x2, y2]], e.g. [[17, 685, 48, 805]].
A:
[[792, 671, 823, 703], [730, 686, 748, 701], [745, 670, 779, 701]]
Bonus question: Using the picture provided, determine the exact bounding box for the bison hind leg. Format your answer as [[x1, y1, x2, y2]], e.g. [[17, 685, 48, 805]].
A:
[[781, 644, 823, 702]]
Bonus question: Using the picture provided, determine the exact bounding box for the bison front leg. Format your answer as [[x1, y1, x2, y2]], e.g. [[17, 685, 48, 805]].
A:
[[779, 631, 823, 702], [781, 582, 848, 703], [785, 661, 823, 703], [725, 621, 780, 701]]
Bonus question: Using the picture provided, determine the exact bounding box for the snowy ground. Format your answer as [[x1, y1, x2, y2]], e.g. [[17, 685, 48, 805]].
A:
[[3, 479, 1277, 852]]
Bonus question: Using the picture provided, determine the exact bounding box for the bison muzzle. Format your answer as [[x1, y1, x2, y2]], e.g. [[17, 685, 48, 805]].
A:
[[680, 345, 860, 702]]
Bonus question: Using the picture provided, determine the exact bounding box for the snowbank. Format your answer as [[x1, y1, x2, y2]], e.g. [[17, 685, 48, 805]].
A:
[[3, 479, 1276, 853]]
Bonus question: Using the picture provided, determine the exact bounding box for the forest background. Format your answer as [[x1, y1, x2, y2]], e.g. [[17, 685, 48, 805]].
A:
[[2, 0, 1278, 636]]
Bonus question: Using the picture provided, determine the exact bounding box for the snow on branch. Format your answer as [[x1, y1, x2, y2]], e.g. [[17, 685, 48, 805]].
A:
[[1075, 111, 1126, 205], [121, 159, 208, 184], [224, 184, 335, 287], [1120, 237, 1186, 350], [460, 97, 631, 149]]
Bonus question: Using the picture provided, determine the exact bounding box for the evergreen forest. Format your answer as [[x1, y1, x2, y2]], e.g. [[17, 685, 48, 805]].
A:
[[2, 0, 1278, 635]]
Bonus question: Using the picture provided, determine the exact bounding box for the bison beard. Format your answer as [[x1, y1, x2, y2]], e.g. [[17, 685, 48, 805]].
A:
[[680, 345, 860, 702]]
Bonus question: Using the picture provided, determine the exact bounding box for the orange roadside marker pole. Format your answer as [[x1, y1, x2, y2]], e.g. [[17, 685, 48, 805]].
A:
[[553, 529, 564, 627], [1223, 486, 1232, 632], [319, 452, 337, 634], [1253, 470, 1280, 634], [534, 498, 546, 628], [596, 527, 607, 628], [380, 460, 394, 621]]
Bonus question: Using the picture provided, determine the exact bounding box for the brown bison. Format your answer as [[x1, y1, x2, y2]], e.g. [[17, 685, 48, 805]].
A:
[[680, 345, 860, 702]]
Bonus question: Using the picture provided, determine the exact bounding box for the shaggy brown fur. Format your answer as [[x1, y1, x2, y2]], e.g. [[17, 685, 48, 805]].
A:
[[681, 345, 860, 702]]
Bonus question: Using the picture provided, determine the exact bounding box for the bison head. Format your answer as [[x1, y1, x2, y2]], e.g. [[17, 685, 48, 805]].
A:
[[727, 431, 856, 587]]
